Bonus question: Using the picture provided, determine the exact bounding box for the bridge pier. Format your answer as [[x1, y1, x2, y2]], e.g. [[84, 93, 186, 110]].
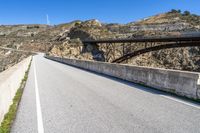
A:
[[82, 43, 105, 61]]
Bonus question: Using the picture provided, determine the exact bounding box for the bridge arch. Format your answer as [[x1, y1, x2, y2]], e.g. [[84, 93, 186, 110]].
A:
[[82, 36, 200, 63], [112, 42, 200, 63]]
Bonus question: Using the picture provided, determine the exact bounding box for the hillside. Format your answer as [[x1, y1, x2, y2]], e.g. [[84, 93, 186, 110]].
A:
[[1, 10, 200, 72], [0, 22, 77, 71], [49, 10, 200, 71]]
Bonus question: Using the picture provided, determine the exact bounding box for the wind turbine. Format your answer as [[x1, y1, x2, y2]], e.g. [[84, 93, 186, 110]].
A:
[[46, 14, 50, 25]]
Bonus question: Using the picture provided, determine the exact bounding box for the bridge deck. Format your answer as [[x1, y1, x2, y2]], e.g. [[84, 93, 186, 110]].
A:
[[83, 36, 200, 44]]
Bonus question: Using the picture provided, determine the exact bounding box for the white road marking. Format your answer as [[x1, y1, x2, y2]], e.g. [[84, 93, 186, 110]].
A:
[[160, 95, 200, 110], [33, 57, 44, 133]]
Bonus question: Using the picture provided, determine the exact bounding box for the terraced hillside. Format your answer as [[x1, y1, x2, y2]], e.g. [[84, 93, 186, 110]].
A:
[[1, 10, 200, 72]]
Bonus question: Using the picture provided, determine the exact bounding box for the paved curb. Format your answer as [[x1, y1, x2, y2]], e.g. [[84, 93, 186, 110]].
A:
[[0, 56, 32, 124]]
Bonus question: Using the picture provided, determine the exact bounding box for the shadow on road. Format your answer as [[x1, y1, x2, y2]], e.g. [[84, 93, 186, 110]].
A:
[[57, 60, 200, 107]]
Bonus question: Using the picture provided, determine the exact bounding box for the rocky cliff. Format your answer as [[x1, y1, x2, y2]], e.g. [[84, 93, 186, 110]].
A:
[[1, 10, 200, 72], [49, 10, 200, 72]]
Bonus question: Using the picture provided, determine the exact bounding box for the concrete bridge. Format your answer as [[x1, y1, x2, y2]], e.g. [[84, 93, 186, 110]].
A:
[[0, 54, 200, 133]]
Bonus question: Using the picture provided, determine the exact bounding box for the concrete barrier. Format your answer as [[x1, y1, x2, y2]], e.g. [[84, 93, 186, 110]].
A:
[[46, 55, 200, 101], [0, 56, 32, 123]]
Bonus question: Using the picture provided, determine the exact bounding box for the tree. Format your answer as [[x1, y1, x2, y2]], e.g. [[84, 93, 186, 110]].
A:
[[177, 10, 181, 13], [170, 9, 178, 13], [169, 9, 181, 14], [183, 11, 190, 16]]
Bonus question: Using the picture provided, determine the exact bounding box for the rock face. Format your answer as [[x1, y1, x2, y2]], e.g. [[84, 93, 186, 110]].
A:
[[1, 10, 200, 72], [68, 19, 112, 40], [66, 19, 114, 61], [0, 21, 81, 72], [106, 12, 200, 34], [129, 22, 192, 32], [0, 25, 48, 36], [0, 50, 30, 72], [49, 11, 200, 72]]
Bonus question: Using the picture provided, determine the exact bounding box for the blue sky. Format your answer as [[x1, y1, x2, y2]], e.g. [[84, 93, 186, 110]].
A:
[[0, 0, 199, 25]]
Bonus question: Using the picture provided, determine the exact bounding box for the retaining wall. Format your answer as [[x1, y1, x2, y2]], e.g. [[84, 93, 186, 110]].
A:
[[46, 55, 200, 100], [0, 56, 32, 123]]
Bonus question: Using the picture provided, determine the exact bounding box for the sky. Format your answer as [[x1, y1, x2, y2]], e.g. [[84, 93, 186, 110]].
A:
[[0, 0, 199, 25]]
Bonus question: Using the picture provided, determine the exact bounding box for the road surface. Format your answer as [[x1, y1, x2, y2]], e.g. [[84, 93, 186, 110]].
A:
[[11, 55, 200, 133]]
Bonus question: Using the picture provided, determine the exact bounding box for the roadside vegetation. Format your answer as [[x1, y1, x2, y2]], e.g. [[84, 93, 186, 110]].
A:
[[0, 59, 32, 133]]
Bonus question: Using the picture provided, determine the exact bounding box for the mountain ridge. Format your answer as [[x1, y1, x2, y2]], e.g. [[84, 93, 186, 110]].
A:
[[0, 10, 200, 72]]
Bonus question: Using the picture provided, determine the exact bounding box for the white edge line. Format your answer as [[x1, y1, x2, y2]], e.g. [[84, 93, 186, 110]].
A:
[[33, 57, 44, 133], [160, 95, 200, 110]]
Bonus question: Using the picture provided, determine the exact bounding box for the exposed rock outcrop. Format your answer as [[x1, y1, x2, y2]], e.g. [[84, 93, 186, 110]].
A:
[[1, 10, 200, 73]]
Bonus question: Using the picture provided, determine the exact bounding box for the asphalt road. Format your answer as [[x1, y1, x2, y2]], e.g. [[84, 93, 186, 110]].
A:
[[11, 55, 200, 133]]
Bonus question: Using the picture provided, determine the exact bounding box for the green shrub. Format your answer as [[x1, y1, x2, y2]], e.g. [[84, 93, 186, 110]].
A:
[[183, 11, 190, 16]]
